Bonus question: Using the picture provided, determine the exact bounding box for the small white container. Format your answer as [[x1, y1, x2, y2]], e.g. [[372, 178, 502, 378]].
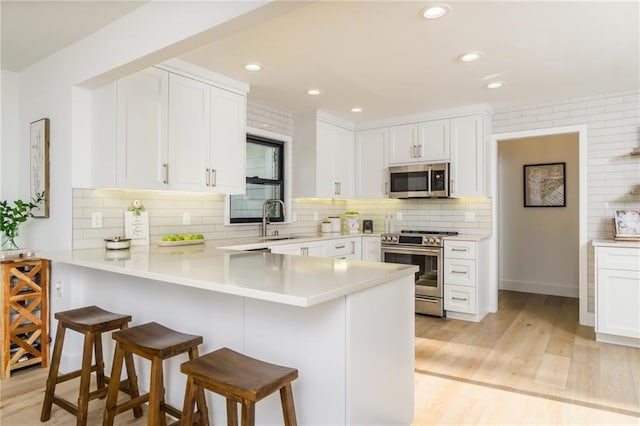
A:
[[321, 221, 332, 233], [104, 237, 131, 250], [328, 216, 341, 232]]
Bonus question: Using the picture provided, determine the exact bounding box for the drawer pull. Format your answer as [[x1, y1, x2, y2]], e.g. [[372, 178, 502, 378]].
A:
[[451, 297, 468, 301], [335, 245, 346, 249], [451, 270, 467, 274], [451, 248, 468, 252]]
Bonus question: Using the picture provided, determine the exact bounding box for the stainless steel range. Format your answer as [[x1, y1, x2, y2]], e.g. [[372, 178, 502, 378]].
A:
[[381, 230, 458, 317]]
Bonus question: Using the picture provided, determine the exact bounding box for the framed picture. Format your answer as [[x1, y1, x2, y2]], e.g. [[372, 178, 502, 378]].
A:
[[614, 210, 640, 238], [523, 162, 566, 207], [30, 118, 50, 217]]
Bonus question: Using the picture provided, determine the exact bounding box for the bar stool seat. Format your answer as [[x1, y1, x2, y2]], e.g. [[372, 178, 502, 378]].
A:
[[40, 305, 141, 426], [103, 322, 207, 426], [180, 347, 298, 426]]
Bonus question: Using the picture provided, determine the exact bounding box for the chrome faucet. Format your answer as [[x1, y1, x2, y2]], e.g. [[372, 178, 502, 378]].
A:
[[262, 199, 286, 238]]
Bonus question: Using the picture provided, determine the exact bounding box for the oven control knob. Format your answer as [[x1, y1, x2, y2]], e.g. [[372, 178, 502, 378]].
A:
[[392, 236, 398, 242]]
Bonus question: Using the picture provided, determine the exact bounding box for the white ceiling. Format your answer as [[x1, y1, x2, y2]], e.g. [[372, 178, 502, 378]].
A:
[[2, 1, 639, 125]]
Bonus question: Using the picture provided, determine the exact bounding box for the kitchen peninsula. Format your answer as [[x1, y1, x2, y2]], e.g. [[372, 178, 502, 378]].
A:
[[43, 243, 417, 425]]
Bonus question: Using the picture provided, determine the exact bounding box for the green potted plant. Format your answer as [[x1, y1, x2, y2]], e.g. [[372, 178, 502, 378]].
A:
[[0, 192, 44, 250]]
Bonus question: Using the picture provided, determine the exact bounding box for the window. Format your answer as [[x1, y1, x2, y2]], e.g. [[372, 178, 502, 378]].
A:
[[230, 135, 284, 223]]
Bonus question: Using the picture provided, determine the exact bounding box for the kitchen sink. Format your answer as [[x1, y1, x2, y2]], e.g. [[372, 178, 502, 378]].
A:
[[259, 236, 302, 241]]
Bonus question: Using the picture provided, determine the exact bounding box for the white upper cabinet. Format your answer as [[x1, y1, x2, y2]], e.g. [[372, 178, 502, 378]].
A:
[[115, 63, 247, 193], [168, 73, 211, 191], [389, 119, 450, 165], [418, 119, 450, 162], [450, 114, 484, 198], [294, 112, 355, 199], [355, 127, 389, 198], [388, 124, 417, 165], [116, 67, 169, 189]]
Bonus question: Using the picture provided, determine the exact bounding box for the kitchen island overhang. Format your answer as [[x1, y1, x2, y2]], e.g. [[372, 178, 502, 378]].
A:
[[42, 244, 417, 425]]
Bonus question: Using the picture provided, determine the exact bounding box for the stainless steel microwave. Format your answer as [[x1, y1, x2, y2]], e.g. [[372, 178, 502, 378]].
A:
[[388, 163, 449, 198]]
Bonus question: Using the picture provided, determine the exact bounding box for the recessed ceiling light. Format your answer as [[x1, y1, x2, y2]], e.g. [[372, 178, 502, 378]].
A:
[[307, 89, 321, 96], [459, 52, 482, 63], [487, 82, 504, 89], [351, 107, 363, 113], [422, 4, 450, 19], [244, 63, 263, 71]]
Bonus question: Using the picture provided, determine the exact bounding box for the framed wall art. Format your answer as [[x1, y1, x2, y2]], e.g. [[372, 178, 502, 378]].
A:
[[30, 118, 50, 217], [523, 162, 566, 207]]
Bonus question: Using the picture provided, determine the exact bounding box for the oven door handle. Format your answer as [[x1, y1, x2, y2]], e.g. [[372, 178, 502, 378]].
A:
[[382, 247, 441, 256]]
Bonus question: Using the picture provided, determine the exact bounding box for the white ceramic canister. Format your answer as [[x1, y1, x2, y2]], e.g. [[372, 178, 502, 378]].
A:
[[328, 216, 341, 232], [321, 220, 332, 233]]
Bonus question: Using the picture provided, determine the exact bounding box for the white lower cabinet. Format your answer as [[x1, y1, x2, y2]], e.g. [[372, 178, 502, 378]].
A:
[[361, 235, 382, 262], [443, 238, 489, 322], [594, 244, 640, 347], [326, 237, 361, 259], [270, 236, 371, 260], [270, 241, 326, 257]]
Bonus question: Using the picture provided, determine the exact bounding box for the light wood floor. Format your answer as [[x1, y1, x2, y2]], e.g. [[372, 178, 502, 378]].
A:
[[1, 291, 639, 425], [413, 290, 640, 425]]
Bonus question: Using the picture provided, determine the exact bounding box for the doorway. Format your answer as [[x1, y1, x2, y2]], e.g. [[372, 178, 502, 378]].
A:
[[491, 125, 590, 325]]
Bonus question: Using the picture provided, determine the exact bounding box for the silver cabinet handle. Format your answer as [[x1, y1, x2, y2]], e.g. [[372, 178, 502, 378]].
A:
[[163, 163, 169, 184], [350, 241, 355, 255], [417, 144, 422, 158], [451, 248, 468, 252], [451, 297, 468, 301], [334, 182, 341, 195], [205, 168, 211, 186], [335, 245, 346, 249], [211, 169, 216, 187], [384, 182, 389, 195], [451, 270, 467, 274], [301, 247, 309, 256]]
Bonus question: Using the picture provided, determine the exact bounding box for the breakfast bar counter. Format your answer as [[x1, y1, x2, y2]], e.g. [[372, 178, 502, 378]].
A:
[[42, 244, 417, 425]]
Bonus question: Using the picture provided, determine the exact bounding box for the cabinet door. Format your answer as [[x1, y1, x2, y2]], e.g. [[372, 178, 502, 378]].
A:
[[597, 268, 640, 338], [315, 121, 338, 198], [418, 119, 450, 162], [444, 284, 477, 314], [361, 236, 381, 262], [450, 114, 484, 197], [332, 125, 355, 199], [355, 128, 389, 198], [168, 74, 211, 191], [389, 124, 417, 165], [116, 67, 169, 189], [210, 87, 246, 194]]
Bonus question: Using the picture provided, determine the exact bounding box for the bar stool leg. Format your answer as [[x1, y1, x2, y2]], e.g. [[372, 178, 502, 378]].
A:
[[76, 331, 96, 426], [280, 384, 297, 426], [94, 332, 106, 391], [103, 343, 125, 426], [41, 322, 66, 422], [123, 350, 143, 418], [226, 400, 238, 426], [240, 400, 255, 426], [180, 376, 197, 426], [148, 357, 166, 426]]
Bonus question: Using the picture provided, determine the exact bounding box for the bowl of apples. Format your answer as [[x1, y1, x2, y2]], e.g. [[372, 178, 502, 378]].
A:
[[158, 233, 206, 247]]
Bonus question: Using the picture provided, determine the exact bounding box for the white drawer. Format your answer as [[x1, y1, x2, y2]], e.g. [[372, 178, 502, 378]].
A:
[[326, 238, 358, 257], [597, 247, 640, 271], [444, 284, 476, 314], [444, 240, 476, 260], [444, 259, 476, 287]]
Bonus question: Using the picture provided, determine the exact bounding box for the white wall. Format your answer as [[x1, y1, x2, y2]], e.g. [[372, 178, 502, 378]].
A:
[[0, 69, 19, 201], [5, 1, 267, 252], [493, 90, 640, 314], [498, 133, 579, 297]]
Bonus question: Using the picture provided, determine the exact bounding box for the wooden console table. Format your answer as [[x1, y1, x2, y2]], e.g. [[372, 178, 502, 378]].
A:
[[0, 258, 49, 379]]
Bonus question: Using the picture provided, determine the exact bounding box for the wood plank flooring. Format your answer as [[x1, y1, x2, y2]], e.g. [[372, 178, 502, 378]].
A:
[[414, 290, 640, 425], [1, 290, 638, 425]]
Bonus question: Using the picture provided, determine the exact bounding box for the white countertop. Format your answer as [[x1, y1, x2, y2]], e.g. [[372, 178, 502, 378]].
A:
[[592, 238, 640, 248], [41, 243, 417, 308]]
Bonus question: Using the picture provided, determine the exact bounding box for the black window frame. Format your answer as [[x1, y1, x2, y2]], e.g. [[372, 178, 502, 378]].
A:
[[229, 135, 285, 224]]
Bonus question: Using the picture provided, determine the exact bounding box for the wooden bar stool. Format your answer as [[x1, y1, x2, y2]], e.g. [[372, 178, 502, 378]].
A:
[[40, 305, 142, 426], [103, 322, 208, 426], [180, 347, 298, 426]]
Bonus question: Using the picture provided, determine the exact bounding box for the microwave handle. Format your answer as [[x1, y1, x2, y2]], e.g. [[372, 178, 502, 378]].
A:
[[427, 164, 432, 194]]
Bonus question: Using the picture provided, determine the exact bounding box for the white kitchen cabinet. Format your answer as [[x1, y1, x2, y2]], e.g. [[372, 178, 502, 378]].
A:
[[115, 63, 247, 193], [388, 124, 417, 165], [116, 67, 169, 189], [294, 112, 355, 199], [443, 238, 489, 322], [594, 244, 640, 347], [418, 119, 450, 162], [389, 119, 450, 166], [355, 128, 389, 198], [270, 241, 327, 257], [361, 235, 381, 262], [325, 237, 361, 259], [450, 114, 484, 198]]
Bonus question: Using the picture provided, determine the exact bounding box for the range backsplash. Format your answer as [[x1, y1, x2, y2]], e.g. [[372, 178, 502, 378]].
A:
[[72, 188, 491, 249]]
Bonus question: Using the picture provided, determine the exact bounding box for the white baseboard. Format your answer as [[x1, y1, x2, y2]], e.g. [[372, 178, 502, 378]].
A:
[[499, 279, 579, 298]]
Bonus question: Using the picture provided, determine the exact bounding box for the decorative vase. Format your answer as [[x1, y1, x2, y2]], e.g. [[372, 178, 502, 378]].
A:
[[1, 232, 19, 251]]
